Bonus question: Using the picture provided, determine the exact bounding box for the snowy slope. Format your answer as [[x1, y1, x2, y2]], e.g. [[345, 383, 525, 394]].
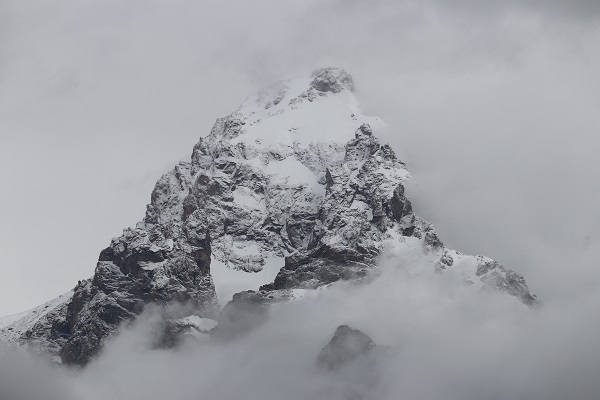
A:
[[0, 291, 72, 351]]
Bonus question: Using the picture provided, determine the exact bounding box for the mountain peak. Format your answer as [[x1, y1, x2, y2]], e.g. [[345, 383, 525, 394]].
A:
[[355, 123, 373, 137], [310, 67, 354, 93], [0, 69, 538, 365]]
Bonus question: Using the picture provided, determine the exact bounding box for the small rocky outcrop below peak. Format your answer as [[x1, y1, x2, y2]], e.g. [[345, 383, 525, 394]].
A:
[[317, 325, 381, 371], [310, 67, 355, 93], [475, 259, 540, 306], [344, 123, 380, 167], [210, 290, 287, 342]]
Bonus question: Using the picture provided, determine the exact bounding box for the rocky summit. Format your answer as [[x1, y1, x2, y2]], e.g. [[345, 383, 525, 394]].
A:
[[0, 67, 539, 365], [317, 325, 381, 371]]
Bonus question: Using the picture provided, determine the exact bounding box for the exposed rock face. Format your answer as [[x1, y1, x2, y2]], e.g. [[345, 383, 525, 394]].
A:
[[310, 67, 355, 93], [0, 67, 539, 364], [475, 258, 538, 306], [317, 325, 380, 371], [59, 226, 216, 365]]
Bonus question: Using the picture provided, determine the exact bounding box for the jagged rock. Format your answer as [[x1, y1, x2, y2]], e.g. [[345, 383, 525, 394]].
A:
[[311, 67, 355, 93], [0, 67, 539, 363], [58, 226, 217, 365], [476, 258, 539, 306], [265, 247, 373, 291], [317, 325, 380, 371]]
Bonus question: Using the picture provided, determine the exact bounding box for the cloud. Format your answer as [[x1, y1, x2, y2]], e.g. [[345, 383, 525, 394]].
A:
[[1, 2, 599, 398], [3, 256, 600, 399], [0, 5, 599, 391], [62, 261, 600, 399], [0, 351, 74, 400]]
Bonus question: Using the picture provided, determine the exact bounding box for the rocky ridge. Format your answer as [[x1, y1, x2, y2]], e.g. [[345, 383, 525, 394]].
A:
[[0, 67, 538, 365]]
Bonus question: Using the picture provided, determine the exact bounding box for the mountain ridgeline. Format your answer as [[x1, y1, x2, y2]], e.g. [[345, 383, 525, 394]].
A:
[[0, 68, 538, 365]]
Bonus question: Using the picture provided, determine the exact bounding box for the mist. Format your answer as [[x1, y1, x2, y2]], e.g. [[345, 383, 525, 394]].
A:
[[1, 0, 599, 398], [2, 256, 600, 399]]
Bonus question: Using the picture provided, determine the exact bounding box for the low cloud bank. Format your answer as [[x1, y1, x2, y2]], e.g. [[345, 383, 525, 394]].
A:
[[2, 256, 599, 400]]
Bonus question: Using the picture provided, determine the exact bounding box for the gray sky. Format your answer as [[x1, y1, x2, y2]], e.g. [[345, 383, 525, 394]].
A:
[[1, 0, 599, 317]]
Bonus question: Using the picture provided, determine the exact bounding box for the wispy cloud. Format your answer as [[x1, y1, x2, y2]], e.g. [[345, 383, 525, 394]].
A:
[[3, 257, 600, 399]]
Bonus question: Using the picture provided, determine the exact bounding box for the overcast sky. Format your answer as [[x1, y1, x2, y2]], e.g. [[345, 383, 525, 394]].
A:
[[0, 0, 599, 317]]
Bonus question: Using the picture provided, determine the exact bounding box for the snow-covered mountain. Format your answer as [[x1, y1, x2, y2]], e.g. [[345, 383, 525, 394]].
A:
[[0, 68, 538, 365]]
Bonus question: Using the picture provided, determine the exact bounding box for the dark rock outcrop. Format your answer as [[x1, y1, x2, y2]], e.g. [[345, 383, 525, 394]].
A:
[[317, 325, 380, 371], [58, 226, 217, 365]]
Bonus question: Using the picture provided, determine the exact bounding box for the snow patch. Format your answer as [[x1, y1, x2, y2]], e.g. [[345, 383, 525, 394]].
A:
[[232, 186, 264, 211], [232, 241, 261, 257], [140, 261, 166, 271], [262, 155, 325, 196]]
